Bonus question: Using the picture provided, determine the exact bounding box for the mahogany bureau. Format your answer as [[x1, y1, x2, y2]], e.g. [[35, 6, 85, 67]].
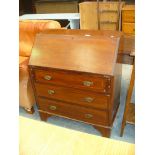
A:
[[28, 34, 122, 137]]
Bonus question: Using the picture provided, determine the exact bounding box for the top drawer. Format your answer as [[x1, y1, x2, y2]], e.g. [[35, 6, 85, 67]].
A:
[[122, 5, 135, 23], [122, 10, 135, 23], [33, 69, 112, 93]]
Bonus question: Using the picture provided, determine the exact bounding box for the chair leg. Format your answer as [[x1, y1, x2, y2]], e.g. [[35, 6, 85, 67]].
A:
[[120, 99, 129, 137], [120, 117, 126, 137], [23, 106, 34, 114]]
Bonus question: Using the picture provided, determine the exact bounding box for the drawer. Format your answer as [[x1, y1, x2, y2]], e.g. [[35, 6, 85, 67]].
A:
[[122, 10, 135, 23], [35, 83, 110, 110], [122, 23, 135, 34], [37, 98, 109, 126], [34, 69, 111, 93]]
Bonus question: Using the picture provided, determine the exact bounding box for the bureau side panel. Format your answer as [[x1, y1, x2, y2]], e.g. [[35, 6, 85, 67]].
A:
[[28, 65, 39, 105], [110, 63, 122, 125]]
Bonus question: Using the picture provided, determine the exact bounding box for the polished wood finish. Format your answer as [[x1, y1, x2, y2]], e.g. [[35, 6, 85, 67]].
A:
[[111, 63, 122, 122], [94, 126, 111, 137], [29, 35, 119, 75], [38, 106, 111, 137], [40, 29, 135, 65], [39, 111, 51, 121], [120, 61, 135, 137], [29, 33, 122, 137], [38, 98, 109, 126], [35, 83, 110, 110], [41, 29, 135, 52], [34, 69, 111, 93], [42, 28, 123, 37]]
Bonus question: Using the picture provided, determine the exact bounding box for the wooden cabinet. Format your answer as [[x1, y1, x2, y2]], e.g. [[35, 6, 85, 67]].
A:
[[122, 23, 135, 34], [122, 8, 135, 23], [79, 2, 124, 30], [29, 34, 122, 137], [122, 5, 135, 34]]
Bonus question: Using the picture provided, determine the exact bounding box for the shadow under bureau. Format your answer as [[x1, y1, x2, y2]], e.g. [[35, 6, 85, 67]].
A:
[[29, 34, 122, 137]]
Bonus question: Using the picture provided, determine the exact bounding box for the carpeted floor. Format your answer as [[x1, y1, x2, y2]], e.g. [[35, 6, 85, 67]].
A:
[[19, 64, 135, 143]]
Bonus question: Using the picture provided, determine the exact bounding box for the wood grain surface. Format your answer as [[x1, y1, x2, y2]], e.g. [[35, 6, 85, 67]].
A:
[[79, 2, 122, 30], [29, 34, 119, 75], [19, 116, 135, 155], [33, 68, 111, 93], [28, 33, 122, 137], [122, 23, 135, 35], [40, 29, 135, 54], [37, 97, 109, 126], [35, 83, 110, 110]]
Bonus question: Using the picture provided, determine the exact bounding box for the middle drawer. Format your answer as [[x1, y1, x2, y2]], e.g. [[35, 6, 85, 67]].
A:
[[35, 83, 109, 110]]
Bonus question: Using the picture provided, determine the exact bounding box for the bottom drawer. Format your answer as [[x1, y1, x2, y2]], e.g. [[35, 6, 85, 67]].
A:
[[37, 98, 109, 126], [122, 22, 135, 34]]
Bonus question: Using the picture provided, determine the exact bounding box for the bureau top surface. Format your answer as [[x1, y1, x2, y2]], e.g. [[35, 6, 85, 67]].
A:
[[29, 34, 119, 75]]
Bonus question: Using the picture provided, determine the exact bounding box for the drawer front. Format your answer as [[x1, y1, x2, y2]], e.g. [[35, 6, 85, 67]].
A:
[[122, 23, 135, 34], [38, 98, 109, 126], [35, 83, 109, 110], [122, 10, 135, 23], [34, 69, 111, 93]]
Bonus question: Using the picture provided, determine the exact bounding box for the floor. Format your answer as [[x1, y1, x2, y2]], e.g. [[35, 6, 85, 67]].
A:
[[19, 64, 135, 144]]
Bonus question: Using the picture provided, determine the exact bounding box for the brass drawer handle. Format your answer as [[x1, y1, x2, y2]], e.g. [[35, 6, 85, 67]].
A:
[[83, 81, 93, 87], [84, 97, 94, 103], [49, 105, 57, 110], [44, 75, 52, 80], [48, 90, 55, 95], [85, 114, 93, 119]]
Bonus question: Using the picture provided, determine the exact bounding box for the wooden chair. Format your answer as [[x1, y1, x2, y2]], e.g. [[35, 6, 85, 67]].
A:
[[120, 55, 135, 136]]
